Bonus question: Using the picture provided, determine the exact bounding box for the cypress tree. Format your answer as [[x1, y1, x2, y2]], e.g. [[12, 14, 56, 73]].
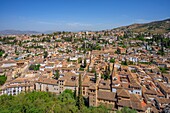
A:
[[84, 58, 86, 68], [74, 84, 77, 100], [54, 70, 59, 79], [94, 71, 97, 83], [108, 63, 111, 75], [77, 74, 84, 110], [161, 37, 164, 56], [87, 65, 90, 72]]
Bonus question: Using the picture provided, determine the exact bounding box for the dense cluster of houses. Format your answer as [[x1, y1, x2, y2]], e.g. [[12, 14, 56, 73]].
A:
[[0, 30, 170, 112]]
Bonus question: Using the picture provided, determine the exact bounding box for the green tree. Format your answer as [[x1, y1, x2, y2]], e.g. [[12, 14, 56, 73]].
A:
[[0, 75, 7, 85], [54, 70, 60, 79], [73, 85, 77, 100], [77, 74, 84, 110], [94, 71, 97, 83], [87, 65, 90, 72], [0, 90, 109, 113], [159, 67, 168, 73], [116, 106, 137, 113], [104, 70, 110, 80], [110, 58, 115, 63], [161, 38, 165, 55], [78, 58, 82, 63], [44, 51, 48, 58], [108, 63, 111, 74], [84, 58, 87, 68], [91, 105, 108, 113], [0, 49, 5, 57], [91, 67, 95, 73], [121, 59, 128, 66], [58, 89, 74, 101], [29, 64, 40, 71]]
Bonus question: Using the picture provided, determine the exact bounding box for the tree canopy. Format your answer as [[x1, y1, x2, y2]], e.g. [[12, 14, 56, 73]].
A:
[[0, 75, 7, 85], [0, 90, 109, 113], [29, 64, 40, 71], [54, 70, 60, 79], [0, 49, 5, 57], [116, 107, 137, 113]]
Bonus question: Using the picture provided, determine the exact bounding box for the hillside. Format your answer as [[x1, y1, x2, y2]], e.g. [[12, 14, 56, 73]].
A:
[[0, 30, 40, 35], [0, 90, 108, 113], [113, 18, 170, 34], [0, 90, 137, 113]]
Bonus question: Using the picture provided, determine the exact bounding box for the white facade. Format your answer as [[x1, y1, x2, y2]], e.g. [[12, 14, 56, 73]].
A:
[[70, 57, 78, 61], [128, 89, 142, 95], [35, 82, 59, 93], [64, 86, 76, 92], [2, 86, 29, 96]]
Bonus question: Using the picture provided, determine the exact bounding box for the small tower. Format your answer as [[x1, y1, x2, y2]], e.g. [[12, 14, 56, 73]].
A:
[[88, 84, 97, 106]]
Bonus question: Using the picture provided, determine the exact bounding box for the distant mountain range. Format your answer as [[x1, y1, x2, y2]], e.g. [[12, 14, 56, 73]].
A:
[[1, 18, 170, 35], [0, 30, 41, 35], [113, 18, 170, 34]]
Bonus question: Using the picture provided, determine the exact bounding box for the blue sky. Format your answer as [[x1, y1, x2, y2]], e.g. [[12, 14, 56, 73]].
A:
[[0, 0, 170, 32]]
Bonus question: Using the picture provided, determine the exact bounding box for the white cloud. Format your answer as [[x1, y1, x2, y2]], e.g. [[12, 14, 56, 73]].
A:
[[37, 21, 61, 25], [67, 22, 92, 27]]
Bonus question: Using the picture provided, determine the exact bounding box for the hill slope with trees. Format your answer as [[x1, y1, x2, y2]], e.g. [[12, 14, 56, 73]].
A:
[[113, 18, 170, 34], [0, 90, 138, 113], [0, 90, 108, 113]]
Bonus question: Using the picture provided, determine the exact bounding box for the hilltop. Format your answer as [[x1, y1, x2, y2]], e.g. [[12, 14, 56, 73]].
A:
[[113, 18, 170, 34]]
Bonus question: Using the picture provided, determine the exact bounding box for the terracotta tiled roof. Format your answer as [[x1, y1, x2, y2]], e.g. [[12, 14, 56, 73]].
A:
[[130, 94, 141, 102], [58, 72, 78, 86], [98, 79, 110, 90], [37, 77, 57, 85], [65, 81, 78, 87], [117, 89, 130, 98], [97, 91, 116, 101], [155, 97, 170, 104], [118, 94, 146, 111], [117, 99, 131, 107], [89, 84, 96, 90], [158, 82, 170, 93]]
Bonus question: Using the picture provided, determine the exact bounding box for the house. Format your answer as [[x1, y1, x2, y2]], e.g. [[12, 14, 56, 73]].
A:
[[1, 77, 35, 95], [117, 47, 126, 54], [117, 89, 147, 112], [35, 77, 58, 94], [154, 97, 170, 110], [157, 82, 170, 99], [162, 74, 170, 84], [128, 82, 142, 95], [88, 84, 97, 106], [0, 61, 17, 68], [157, 63, 167, 69], [98, 79, 111, 92], [97, 91, 116, 110], [82, 73, 96, 97], [58, 72, 78, 94]]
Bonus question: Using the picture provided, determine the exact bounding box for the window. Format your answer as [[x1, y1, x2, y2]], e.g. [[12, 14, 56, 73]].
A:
[[46, 87, 49, 92]]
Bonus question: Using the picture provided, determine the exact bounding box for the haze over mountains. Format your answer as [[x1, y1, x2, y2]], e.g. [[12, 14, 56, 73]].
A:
[[0, 18, 170, 35], [0, 30, 40, 35]]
